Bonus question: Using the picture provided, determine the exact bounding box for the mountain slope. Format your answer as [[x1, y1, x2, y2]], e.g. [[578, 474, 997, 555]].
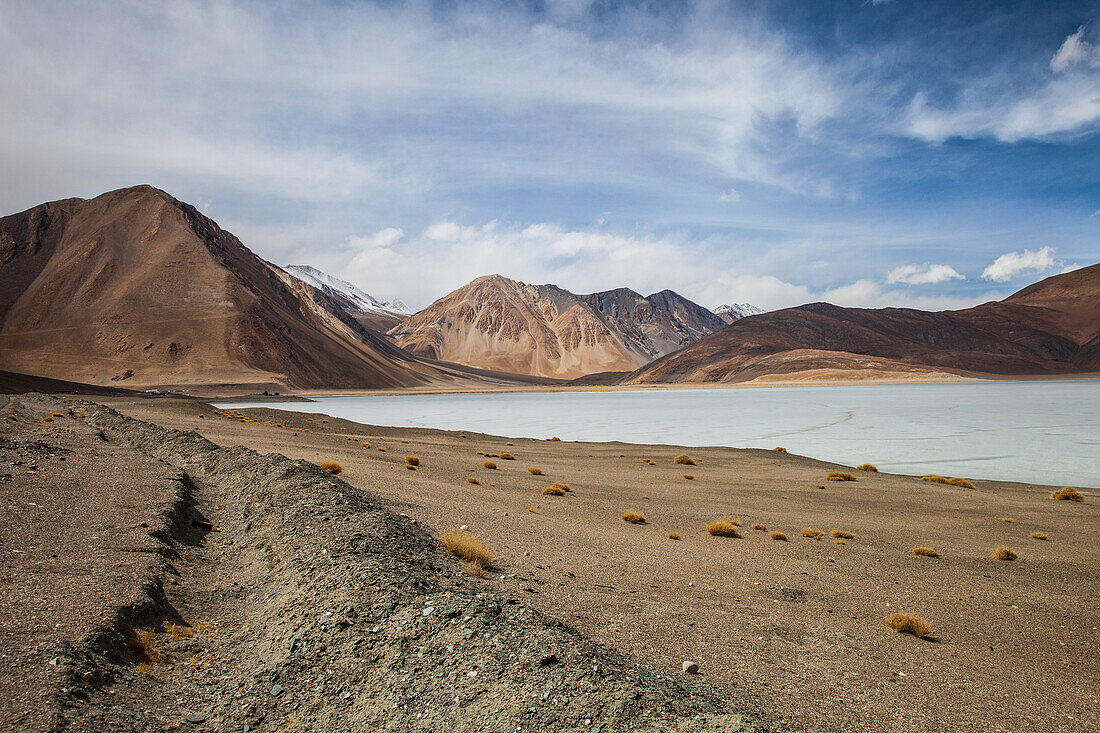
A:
[[0, 186, 464, 390], [283, 264, 410, 332], [627, 264, 1100, 384], [388, 275, 725, 379]]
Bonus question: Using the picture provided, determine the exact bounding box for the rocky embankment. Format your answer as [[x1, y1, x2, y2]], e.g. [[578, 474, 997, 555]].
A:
[[0, 394, 764, 732]]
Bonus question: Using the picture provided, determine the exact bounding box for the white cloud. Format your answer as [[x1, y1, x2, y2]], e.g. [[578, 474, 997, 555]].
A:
[[347, 227, 404, 251], [886, 263, 965, 285], [1061, 262, 1083, 274], [1051, 27, 1091, 72], [981, 246, 1057, 282], [718, 188, 741, 203]]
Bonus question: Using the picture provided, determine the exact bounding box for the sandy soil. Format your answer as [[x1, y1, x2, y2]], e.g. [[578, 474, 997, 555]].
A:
[[102, 396, 1099, 733]]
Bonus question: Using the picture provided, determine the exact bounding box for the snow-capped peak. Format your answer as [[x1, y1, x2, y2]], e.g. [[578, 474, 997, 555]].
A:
[[713, 302, 764, 323], [283, 265, 411, 316]]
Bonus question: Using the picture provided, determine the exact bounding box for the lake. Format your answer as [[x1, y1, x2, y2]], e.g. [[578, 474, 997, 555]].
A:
[[220, 380, 1100, 488]]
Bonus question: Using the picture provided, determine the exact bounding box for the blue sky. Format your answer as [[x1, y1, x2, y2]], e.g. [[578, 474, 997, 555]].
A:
[[0, 0, 1097, 310]]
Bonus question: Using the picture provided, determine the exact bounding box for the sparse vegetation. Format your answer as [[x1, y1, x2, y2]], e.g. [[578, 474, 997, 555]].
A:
[[462, 560, 486, 577], [484, 461, 497, 469], [913, 546, 940, 558], [769, 531, 788, 541], [548, 482, 570, 493], [856, 464, 878, 472], [499, 451, 515, 460], [1030, 532, 1048, 540], [668, 532, 680, 540], [622, 511, 646, 524], [163, 622, 193, 639], [542, 484, 567, 496], [707, 519, 741, 537], [377, 447, 386, 452], [752, 523, 767, 531], [921, 475, 976, 489], [1002, 517, 1015, 523], [1051, 486, 1083, 502], [548, 436, 561, 441], [318, 460, 343, 475], [361, 441, 371, 448], [467, 477, 480, 485], [773, 447, 787, 453], [129, 629, 163, 665], [674, 454, 695, 465], [442, 529, 492, 566], [884, 612, 931, 638], [834, 539, 847, 545], [831, 529, 855, 539], [801, 528, 824, 540], [827, 472, 854, 481], [992, 546, 1018, 561], [683, 474, 694, 480], [528, 467, 542, 475], [405, 455, 420, 466]]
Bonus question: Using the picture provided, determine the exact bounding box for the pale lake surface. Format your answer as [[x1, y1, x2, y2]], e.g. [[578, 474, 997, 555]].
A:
[[220, 380, 1100, 488]]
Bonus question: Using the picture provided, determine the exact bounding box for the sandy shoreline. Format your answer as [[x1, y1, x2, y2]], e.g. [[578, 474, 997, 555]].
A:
[[97, 395, 1099, 733]]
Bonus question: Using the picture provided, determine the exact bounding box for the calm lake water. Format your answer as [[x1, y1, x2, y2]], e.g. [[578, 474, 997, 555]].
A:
[[220, 380, 1100, 488]]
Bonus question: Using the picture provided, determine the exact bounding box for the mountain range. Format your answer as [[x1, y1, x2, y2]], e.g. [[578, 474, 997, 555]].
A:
[[1, 185, 1096, 391], [628, 263, 1100, 384], [388, 275, 727, 379]]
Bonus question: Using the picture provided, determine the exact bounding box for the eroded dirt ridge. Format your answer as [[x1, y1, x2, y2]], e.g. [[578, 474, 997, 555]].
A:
[[50, 397, 761, 732]]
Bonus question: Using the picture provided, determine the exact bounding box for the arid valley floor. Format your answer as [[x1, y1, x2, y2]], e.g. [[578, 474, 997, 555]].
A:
[[1, 392, 1096, 732]]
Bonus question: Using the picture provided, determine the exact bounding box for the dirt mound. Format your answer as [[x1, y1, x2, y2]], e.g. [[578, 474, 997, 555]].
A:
[[6, 395, 761, 731]]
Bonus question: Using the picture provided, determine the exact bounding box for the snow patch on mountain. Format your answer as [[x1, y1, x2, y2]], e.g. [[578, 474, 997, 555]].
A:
[[713, 303, 764, 323], [284, 265, 411, 317]]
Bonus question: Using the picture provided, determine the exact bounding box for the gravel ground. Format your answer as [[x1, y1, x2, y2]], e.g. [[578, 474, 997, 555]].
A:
[[0, 394, 766, 732]]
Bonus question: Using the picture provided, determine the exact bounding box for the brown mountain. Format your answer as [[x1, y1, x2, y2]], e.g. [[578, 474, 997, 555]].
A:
[[628, 264, 1100, 384], [388, 275, 726, 379], [0, 186, 499, 390]]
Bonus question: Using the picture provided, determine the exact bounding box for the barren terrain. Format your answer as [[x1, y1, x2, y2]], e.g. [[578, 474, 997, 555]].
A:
[[88, 395, 1100, 732]]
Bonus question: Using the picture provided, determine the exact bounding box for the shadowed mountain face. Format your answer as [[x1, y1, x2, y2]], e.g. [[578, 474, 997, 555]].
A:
[[627, 264, 1100, 384], [388, 275, 726, 379], [0, 186, 459, 390]]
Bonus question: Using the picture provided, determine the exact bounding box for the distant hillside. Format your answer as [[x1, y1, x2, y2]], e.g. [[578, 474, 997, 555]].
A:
[[627, 264, 1100, 384], [388, 274, 726, 379], [0, 186, 500, 390], [713, 302, 764, 324]]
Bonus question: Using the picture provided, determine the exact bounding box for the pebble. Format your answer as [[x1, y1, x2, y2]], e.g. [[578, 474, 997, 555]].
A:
[[460, 524, 469, 531], [318, 612, 334, 626], [183, 714, 206, 724], [682, 661, 699, 674], [271, 684, 285, 697], [422, 607, 434, 617]]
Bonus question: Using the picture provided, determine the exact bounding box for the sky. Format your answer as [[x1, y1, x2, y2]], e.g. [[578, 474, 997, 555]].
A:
[[0, 0, 1097, 312]]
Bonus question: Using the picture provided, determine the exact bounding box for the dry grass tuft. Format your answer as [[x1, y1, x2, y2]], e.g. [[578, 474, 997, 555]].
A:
[[992, 545, 1018, 561], [884, 612, 931, 638], [668, 532, 680, 540], [1050, 486, 1083, 502], [317, 460, 343, 475], [769, 531, 788, 541], [499, 451, 515, 460], [548, 436, 561, 441], [707, 519, 741, 537], [377, 446, 386, 452], [361, 441, 371, 448], [528, 467, 543, 475], [405, 455, 419, 466], [1030, 532, 1048, 540], [912, 546, 940, 558], [622, 511, 646, 524], [548, 482, 570, 493], [484, 461, 497, 469], [673, 454, 695, 465], [442, 530, 492, 565], [683, 474, 694, 480], [830, 529, 855, 539], [467, 477, 480, 485], [406, 464, 417, 471], [773, 447, 787, 453], [801, 528, 824, 540], [856, 463, 878, 472], [827, 472, 855, 481], [129, 629, 163, 664], [542, 485, 567, 496], [752, 523, 768, 531], [922, 475, 976, 489], [163, 622, 193, 640], [1002, 517, 1014, 523]]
